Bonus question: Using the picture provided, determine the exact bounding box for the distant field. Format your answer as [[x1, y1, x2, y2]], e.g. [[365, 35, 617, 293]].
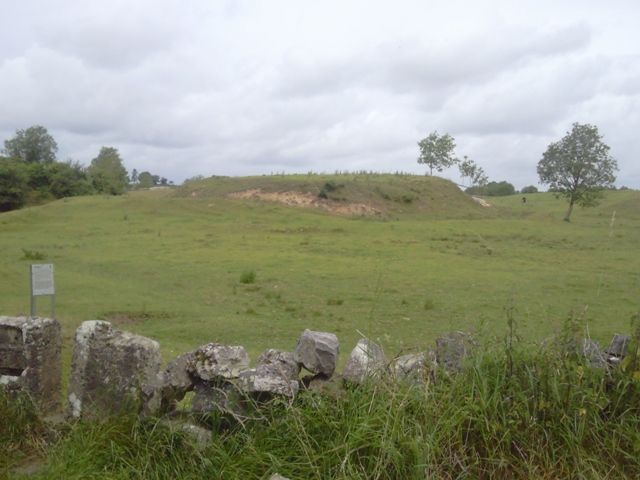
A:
[[1, 174, 638, 371]]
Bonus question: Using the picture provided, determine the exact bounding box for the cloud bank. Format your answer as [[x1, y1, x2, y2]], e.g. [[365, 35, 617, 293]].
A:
[[1, 0, 639, 188]]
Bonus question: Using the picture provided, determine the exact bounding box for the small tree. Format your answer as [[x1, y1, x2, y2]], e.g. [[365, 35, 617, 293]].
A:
[[458, 156, 488, 187], [3, 126, 58, 164], [521, 185, 538, 194], [88, 147, 129, 195], [417, 131, 457, 176], [538, 123, 617, 221], [137, 171, 155, 188], [130, 168, 139, 185]]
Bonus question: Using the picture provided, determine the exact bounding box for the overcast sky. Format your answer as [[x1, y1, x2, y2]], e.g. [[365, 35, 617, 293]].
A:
[[1, 0, 639, 188]]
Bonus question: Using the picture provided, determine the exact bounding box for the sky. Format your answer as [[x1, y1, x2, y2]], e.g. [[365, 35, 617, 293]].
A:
[[1, 0, 639, 188]]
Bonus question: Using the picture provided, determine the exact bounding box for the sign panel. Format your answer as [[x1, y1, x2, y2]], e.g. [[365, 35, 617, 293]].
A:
[[31, 264, 55, 296]]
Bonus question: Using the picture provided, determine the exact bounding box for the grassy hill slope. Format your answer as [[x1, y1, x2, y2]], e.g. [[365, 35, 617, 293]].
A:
[[0, 175, 638, 368]]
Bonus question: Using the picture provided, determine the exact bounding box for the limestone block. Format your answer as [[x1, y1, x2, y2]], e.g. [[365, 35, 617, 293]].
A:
[[605, 334, 631, 362], [191, 381, 245, 415], [68, 320, 162, 418], [257, 349, 300, 379], [193, 343, 250, 381], [392, 350, 437, 383], [238, 365, 299, 397], [342, 339, 386, 383], [160, 350, 197, 412], [294, 329, 339, 377], [0, 316, 61, 411], [435, 331, 474, 373], [581, 339, 607, 369]]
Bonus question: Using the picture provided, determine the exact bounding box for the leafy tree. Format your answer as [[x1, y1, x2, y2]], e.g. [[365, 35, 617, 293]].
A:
[[417, 131, 458, 175], [458, 156, 488, 187], [0, 158, 29, 211], [48, 161, 93, 198], [88, 147, 129, 195], [130, 168, 139, 184], [538, 123, 617, 221], [137, 171, 155, 188], [3, 125, 58, 164], [521, 185, 539, 194]]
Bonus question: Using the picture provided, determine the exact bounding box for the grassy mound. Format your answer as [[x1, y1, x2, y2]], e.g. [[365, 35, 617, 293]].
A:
[[175, 173, 485, 218]]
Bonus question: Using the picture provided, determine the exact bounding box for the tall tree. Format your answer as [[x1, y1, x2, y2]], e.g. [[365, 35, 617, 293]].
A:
[[417, 131, 457, 176], [88, 147, 129, 195], [537, 123, 617, 222], [3, 125, 58, 164]]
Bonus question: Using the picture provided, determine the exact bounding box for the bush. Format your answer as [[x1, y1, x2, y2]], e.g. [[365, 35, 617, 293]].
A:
[[521, 185, 539, 194], [239, 270, 256, 284], [318, 181, 342, 199], [0, 159, 29, 211], [467, 181, 516, 196]]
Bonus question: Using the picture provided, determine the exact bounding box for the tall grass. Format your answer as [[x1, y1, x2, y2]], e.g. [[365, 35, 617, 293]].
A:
[[5, 334, 640, 479]]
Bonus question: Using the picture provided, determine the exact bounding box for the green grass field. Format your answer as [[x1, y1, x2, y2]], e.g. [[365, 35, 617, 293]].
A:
[[1, 174, 639, 369], [3, 174, 640, 479]]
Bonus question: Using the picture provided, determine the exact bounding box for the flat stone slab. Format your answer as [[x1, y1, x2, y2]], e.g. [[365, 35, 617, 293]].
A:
[[193, 343, 250, 381]]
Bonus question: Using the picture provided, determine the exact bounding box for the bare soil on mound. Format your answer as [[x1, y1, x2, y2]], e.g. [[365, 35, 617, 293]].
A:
[[228, 189, 382, 216]]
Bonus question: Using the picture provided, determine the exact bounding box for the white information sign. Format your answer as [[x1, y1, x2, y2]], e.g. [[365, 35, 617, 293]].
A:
[[31, 264, 55, 296]]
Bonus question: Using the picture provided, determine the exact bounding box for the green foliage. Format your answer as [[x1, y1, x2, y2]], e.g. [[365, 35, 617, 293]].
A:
[[137, 171, 155, 188], [0, 157, 92, 211], [466, 180, 516, 196], [239, 270, 257, 284], [417, 131, 458, 176], [318, 180, 343, 199], [520, 185, 539, 194], [21, 248, 47, 260], [458, 155, 488, 187], [538, 123, 618, 221], [0, 390, 44, 473], [88, 147, 129, 195], [48, 161, 93, 198], [3, 125, 58, 164], [7, 337, 640, 478], [0, 158, 29, 211]]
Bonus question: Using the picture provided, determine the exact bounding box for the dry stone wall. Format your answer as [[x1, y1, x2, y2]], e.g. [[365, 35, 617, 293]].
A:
[[0, 314, 632, 427], [0, 316, 61, 411]]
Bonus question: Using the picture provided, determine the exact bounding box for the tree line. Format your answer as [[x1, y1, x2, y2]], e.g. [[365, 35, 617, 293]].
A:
[[0, 126, 170, 212], [417, 123, 618, 221]]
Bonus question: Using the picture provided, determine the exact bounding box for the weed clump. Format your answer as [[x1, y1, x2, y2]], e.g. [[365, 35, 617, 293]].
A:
[[239, 270, 256, 284], [318, 181, 343, 199], [21, 248, 47, 261]]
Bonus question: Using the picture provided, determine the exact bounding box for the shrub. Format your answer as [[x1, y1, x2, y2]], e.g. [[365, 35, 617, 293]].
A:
[[21, 248, 47, 261], [239, 270, 256, 284], [521, 185, 539, 194], [467, 181, 516, 196]]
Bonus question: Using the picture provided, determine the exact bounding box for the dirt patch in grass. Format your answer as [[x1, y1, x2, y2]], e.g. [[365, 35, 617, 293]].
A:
[[471, 196, 492, 207], [228, 188, 382, 216]]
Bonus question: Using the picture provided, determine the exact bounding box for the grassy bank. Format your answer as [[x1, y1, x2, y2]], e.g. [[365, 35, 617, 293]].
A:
[[3, 328, 640, 479]]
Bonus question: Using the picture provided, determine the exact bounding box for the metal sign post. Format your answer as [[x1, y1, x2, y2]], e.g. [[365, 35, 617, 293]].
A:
[[29, 264, 55, 318]]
